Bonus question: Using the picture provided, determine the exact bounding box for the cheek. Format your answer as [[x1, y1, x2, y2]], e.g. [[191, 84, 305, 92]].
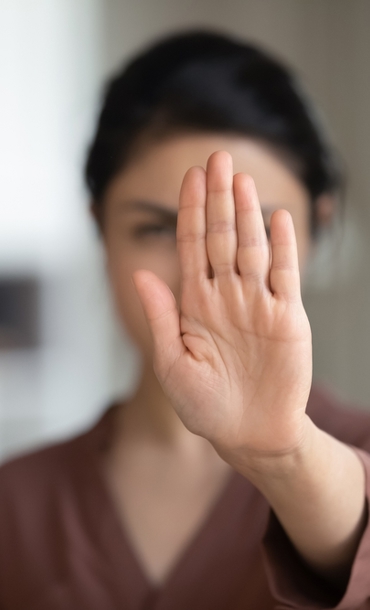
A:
[[297, 238, 311, 272], [291, 216, 311, 272], [283, 197, 311, 272]]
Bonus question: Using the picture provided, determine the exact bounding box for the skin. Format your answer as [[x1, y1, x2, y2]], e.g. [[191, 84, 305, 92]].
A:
[[100, 134, 366, 588]]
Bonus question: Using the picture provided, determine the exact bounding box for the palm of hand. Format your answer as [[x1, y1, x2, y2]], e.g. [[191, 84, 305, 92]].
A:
[[134, 152, 312, 460]]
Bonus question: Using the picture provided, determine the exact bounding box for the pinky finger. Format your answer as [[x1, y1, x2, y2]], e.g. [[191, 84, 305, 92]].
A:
[[269, 210, 301, 301]]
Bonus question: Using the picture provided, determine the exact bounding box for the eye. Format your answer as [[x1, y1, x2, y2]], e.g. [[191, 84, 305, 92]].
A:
[[132, 223, 176, 239]]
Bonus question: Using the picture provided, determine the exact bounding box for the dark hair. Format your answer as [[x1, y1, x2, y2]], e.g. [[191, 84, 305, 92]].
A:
[[85, 30, 343, 233]]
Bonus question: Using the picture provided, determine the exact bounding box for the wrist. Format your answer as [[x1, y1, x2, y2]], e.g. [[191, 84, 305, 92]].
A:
[[217, 415, 319, 488]]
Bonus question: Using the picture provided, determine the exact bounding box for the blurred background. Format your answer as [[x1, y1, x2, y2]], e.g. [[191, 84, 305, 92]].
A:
[[1, 0, 370, 461]]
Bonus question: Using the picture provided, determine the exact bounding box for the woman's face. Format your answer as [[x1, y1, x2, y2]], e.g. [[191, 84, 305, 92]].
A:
[[102, 134, 311, 362]]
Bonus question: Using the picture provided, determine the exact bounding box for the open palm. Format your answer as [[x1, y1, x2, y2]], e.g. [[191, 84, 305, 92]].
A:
[[133, 151, 312, 460]]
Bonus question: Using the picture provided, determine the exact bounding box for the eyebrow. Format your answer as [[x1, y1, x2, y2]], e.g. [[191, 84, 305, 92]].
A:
[[120, 200, 178, 221]]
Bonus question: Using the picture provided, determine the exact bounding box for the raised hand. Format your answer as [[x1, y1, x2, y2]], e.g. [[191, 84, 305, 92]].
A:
[[133, 151, 312, 465], [133, 152, 369, 584]]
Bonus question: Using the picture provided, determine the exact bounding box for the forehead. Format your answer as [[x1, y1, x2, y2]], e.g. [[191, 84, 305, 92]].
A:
[[104, 133, 310, 213]]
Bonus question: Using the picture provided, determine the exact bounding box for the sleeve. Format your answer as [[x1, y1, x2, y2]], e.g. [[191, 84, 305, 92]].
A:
[[262, 447, 370, 610]]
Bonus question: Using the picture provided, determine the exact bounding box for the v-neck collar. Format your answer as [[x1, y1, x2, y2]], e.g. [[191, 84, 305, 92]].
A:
[[73, 406, 268, 610]]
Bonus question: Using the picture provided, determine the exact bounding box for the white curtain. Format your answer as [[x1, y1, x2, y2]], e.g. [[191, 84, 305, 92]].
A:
[[0, 0, 136, 460]]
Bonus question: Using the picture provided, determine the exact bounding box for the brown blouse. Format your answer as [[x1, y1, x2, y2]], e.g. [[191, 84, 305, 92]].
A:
[[1, 386, 370, 610]]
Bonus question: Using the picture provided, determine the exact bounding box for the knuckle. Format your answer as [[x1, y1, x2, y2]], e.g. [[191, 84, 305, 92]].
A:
[[238, 237, 266, 248], [207, 220, 235, 234], [177, 231, 204, 243], [240, 270, 262, 283], [273, 261, 295, 272]]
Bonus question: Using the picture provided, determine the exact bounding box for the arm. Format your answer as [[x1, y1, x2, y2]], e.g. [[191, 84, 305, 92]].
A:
[[133, 151, 366, 586], [244, 424, 366, 585]]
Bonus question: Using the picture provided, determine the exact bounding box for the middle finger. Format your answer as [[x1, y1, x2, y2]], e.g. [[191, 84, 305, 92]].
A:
[[206, 151, 238, 278]]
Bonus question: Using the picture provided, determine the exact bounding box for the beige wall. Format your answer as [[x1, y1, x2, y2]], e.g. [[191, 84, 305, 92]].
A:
[[100, 0, 370, 408]]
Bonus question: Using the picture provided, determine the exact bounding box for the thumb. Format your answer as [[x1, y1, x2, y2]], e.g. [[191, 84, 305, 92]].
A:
[[132, 270, 185, 374]]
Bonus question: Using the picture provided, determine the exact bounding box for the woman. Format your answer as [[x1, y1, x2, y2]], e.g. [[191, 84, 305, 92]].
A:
[[1, 31, 370, 609]]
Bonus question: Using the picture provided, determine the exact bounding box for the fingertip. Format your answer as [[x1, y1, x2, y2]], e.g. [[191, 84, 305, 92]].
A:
[[273, 208, 293, 223], [233, 173, 258, 204], [131, 268, 152, 290], [132, 269, 178, 323], [233, 172, 255, 188], [180, 165, 207, 203], [207, 150, 233, 168], [206, 151, 234, 191], [270, 209, 295, 243], [183, 165, 206, 182], [132, 269, 167, 308]]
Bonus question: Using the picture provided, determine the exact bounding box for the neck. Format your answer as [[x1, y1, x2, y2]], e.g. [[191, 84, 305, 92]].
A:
[[106, 363, 232, 495], [115, 363, 208, 453]]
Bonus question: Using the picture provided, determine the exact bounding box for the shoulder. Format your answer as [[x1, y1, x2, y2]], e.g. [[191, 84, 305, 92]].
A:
[[0, 409, 113, 607], [0, 407, 110, 509], [0, 435, 84, 523], [0, 434, 79, 491], [307, 385, 370, 451]]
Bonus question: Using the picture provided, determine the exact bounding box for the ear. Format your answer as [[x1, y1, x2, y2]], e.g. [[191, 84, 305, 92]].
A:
[[90, 201, 104, 234], [90, 201, 98, 221], [315, 194, 337, 229]]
